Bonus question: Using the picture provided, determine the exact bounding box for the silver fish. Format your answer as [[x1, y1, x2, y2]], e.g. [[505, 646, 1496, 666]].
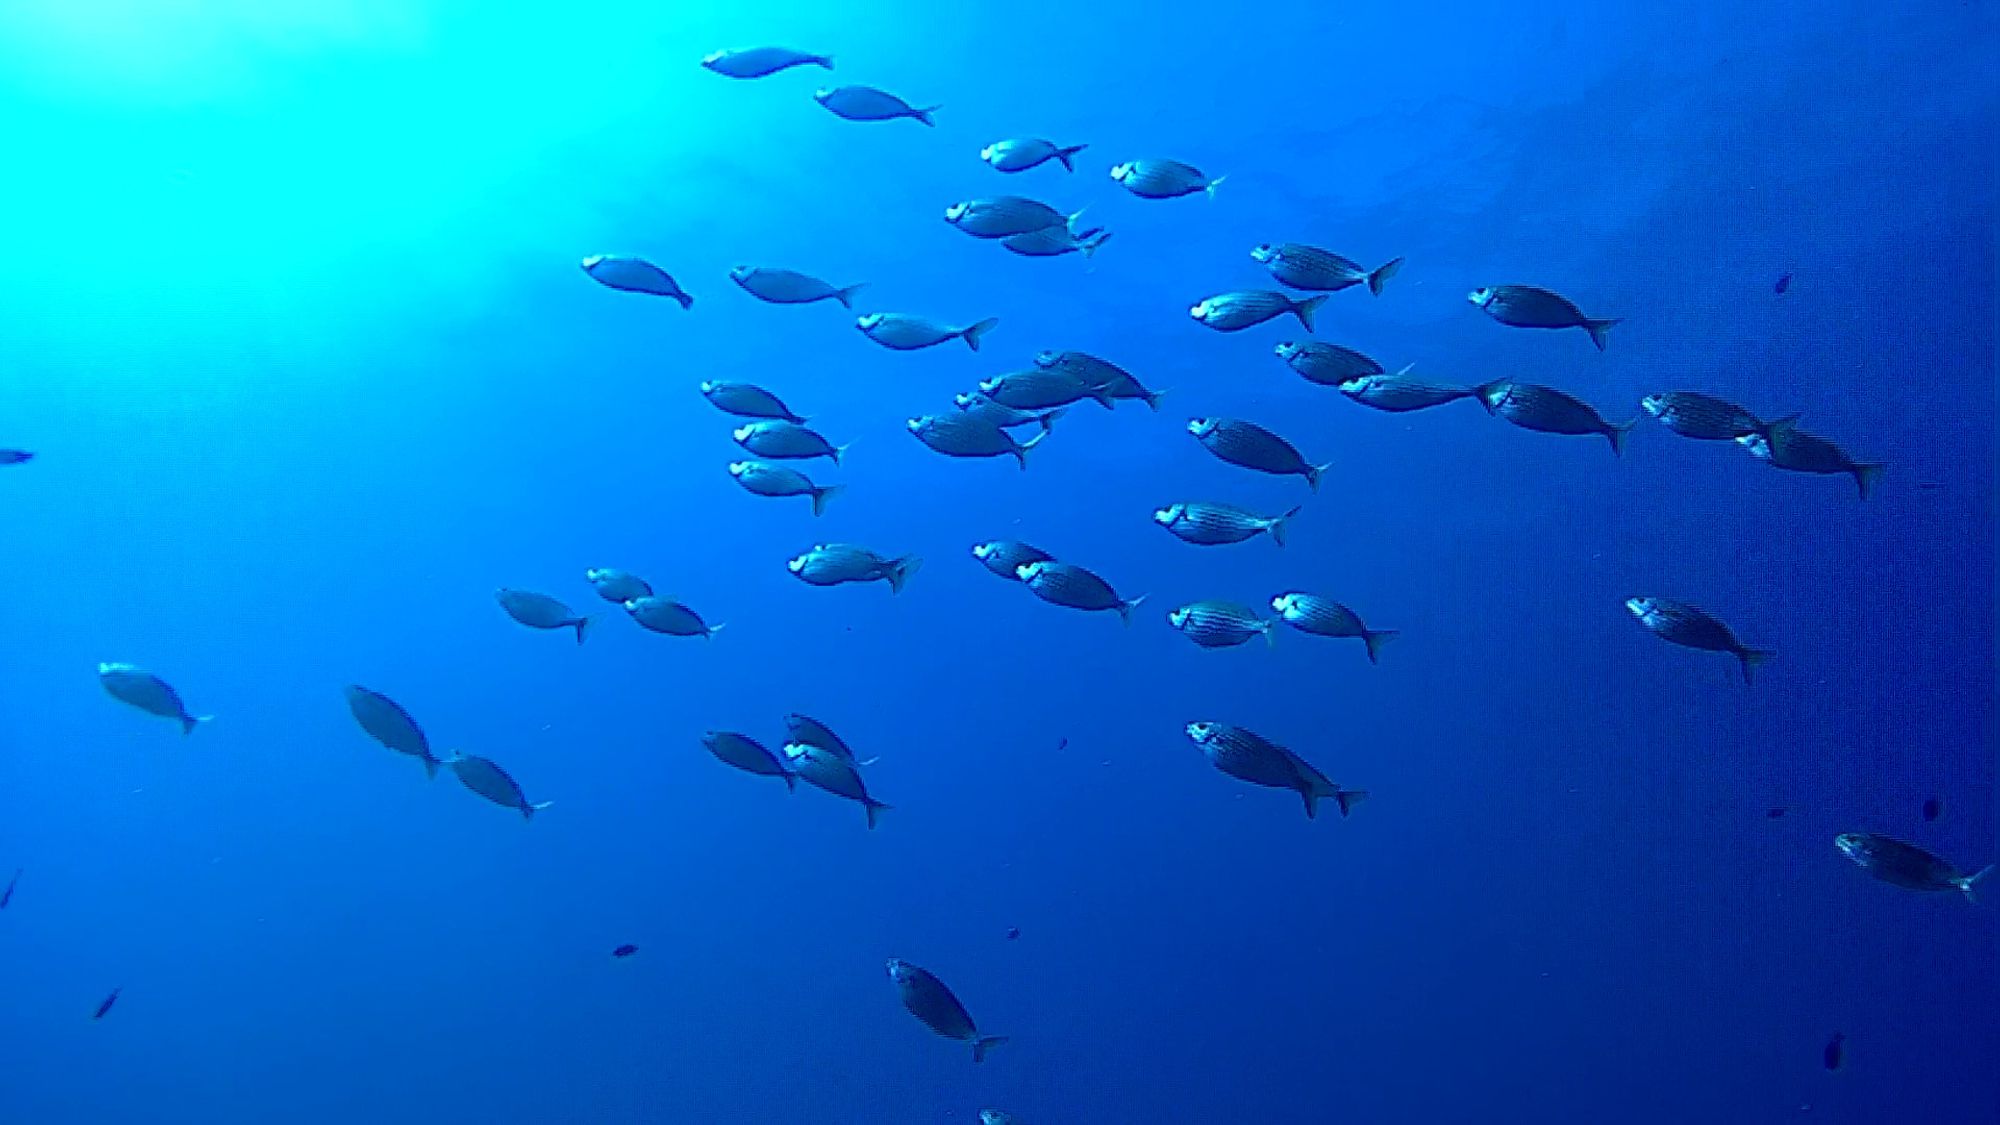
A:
[[1737, 421, 1884, 499], [981, 138, 1088, 173], [727, 460, 841, 516], [585, 568, 653, 603], [1625, 596, 1770, 685], [784, 742, 890, 828], [1109, 159, 1223, 199], [733, 420, 847, 464], [344, 685, 439, 778], [1035, 350, 1163, 410], [1270, 594, 1397, 664], [1338, 369, 1474, 413], [624, 596, 723, 639], [944, 197, 1082, 239], [1168, 601, 1275, 649], [701, 380, 807, 423], [1188, 417, 1328, 489], [1183, 721, 1366, 819], [1835, 833, 1991, 900], [496, 588, 591, 643], [886, 959, 1006, 1061], [700, 47, 832, 79], [1640, 391, 1776, 441], [98, 663, 210, 735], [1251, 244, 1402, 295], [856, 312, 999, 351], [954, 392, 1066, 432], [907, 414, 1045, 469], [814, 85, 937, 125], [1467, 285, 1619, 350], [1016, 560, 1144, 623], [445, 752, 552, 820], [787, 544, 921, 593], [1474, 382, 1634, 456], [1190, 290, 1327, 333], [978, 369, 1112, 411], [581, 255, 692, 308], [1153, 501, 1296, 547], [1001, 225, 1111, 258], [728, 266, 865, 308], [700, 731, 795, 790], [971, 540, 1053, 582], [1275, 340, 1383, 386]]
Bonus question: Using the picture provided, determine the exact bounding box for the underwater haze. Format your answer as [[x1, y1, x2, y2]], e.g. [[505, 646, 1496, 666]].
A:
[[1, 1, 1995, 1122]]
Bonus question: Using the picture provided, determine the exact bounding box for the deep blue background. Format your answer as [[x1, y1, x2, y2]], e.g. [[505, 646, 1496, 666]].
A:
[[1, 2, 1993, 1122]]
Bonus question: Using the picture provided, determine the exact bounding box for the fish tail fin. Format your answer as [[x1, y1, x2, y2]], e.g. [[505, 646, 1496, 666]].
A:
[[1080, 229, 1112, 258], [422, 756, 439, 781], [809, 484, 842, 517], [972, 1035, 1008, 1063], [1367, 257, 1405, 296], [961, 317, 999, 351], [1959, 864, 1993, 904], [831, 442, 852, 467], [1362, 629, 1399, 665], [1300, 786, 1319, 819], [704, 622, 726, 640], [1853, 462, 1886, 500], [915, 105, 941, 127], [885, 556, 922, 594], [1585, 317, 1621, 351], [834, 283, 867, 309], [1738, 648, 1774, 686], [1260, 620, 1277, 649], [1267, 505, 1301, 547], [1334, 788, 1370, 817], [525, 800, 554, 821], [1116, 594, 1147, 626], [1056, 143, 1087, 170], [814, 54, 835, 70], [781, 770, 797, 793], [1141, 387, 1166, 412], [1292, 293, 1330, 332], [1471, 382, 1503, 414], [1014, 429, 1047, 470], [1064, 204, 1089, 236], [1606, 420, 1636, 457], [1204, 174, 1227, 199], [1305, 462, 1331, 492], [181, 714, 212, 736], [674, 291, 694, 311], [1038, 407, 1068, 433], [573, 617, 592, 645], [864, 798, 891, 830]]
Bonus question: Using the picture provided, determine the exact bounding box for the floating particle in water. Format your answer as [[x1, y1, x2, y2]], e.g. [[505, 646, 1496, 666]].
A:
[[1922, 797, 1943, 822], [1767, 807, 1788, 819], [1775, 272, 1793, 294]]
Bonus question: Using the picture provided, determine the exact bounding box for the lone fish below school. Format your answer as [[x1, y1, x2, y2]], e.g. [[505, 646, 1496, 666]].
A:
[[886, 959, 1007, 1061]]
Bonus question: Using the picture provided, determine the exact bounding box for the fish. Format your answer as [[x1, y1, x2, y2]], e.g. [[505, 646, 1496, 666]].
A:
[[1474, 382, 1634, 456], [584, 568, 653, 603], [1016, 560, 1144, 623], [700, 731, 795, 790], [0, 868, 18, 909], [787, 544, 921, 593], [784, 742, 890, 828], [856, 312, 999, 352], [784, 713, 874, 767], [624, 596, 723, 638], [954, 392, 1067, 432], [907, 414, 1045, 469], [1922, 797, 1944, 822], [611, 944, 640, 958], [977, 368, 1112, 411], [580, 255, 693, 308], [1624, 597, 1771, 685], [1183, 721, 1366, 819], [1251, 244, 1403, 295], [97, 663, 210, 735], [728, 266, 865, 308], [1270, 594, 1398, 664], [981, 138, 1088, 173], [1640, 391, 1777, 440], [1187, 417, 1328, 489], [814, 86, 938, 125], [1822, 1032, 1843, 1071], [444, 752, 553, 820], [1168, 601, 1276, 649], [1001, 225, 1111, 258], [1338, 370, 1475, 413], [1274, 340, 1384, 386], [700, 47, 832, 79], [342, 685, 442, 778], [1003, 927, 1021, 942], [970, 540, 1053, 582], [1109, 159, 1223, 199], [1034, 350, 1163, 410], [0, 450, 32, 465], [886, 959, 1007, 1061], [1153, 501, 1297, 547], [944, 197, 1083, 239], [1767, 807, 1788, 819], [93, 988, 121, 1020], [1737, 421, 1885, 499], [1190, 290, 1328, 333], [733, 420, 847, 465], [495, 588, 591, 643], [981, 1113, 1022, 1125], [1467, 285, 1619, 350], [701, 381, 808, 424], [727, 461, 841, 516], [1835, 833, 1990, 901], [1776, 272, 1794, 295]]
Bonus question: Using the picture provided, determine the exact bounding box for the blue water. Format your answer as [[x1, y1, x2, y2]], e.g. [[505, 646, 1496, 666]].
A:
[[1, 3, 1994, 1122]]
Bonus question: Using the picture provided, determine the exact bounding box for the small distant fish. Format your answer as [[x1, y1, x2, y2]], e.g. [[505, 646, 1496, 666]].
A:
[[1834, 832, 1990, 900], [1109, 159, 1223, 199], [1270, 594, 1397, 664], [1153, 501, 1297, 548], [1822, 1031, 1843, 1071], [1001, 225, 1111, 258], [1776, 272, 1794, 295], [784, 714, 872, 767], [1767, 807, 1788, 819], [978, 368, 1111, 411], [624, 596, 723, 639], [954, 393, 1066, 432], [93, 988, 121, 1020], [981, 138, 1088, 173], [981, 1112, 1022, 1125], [1274, 340, 1386, 386], [1190, 290, 1327, 333], [1251, 244, 1402, 295], [787, 544, 921, 593], [1737, 421, 1885, 500], [343, 685, 442, 779], [908, 414, 1045, 469], [701, 731, 795, 790], [944, 197, 1082, 239], [1640, 392, 1778, 441], [784, 743, 890, 828], [1183, 721, 1366, 819], [734, 420, 847, 464], [1339, 370, 1476, 413], [1188, 417, 1328, 490], [727, 461, 841, 516], [584, 568, 652, 604], [1168, 600, 1276, 649], [1625, 597, 1772, 685], [0, 868, 18, 909], [0, 450, 32, 465], [856, 312, 998, 351], [1017, 560, 1144, 624], [971, 540, 1053, 582], [1035, 350, 1163, 411], [1474, 382, 1634, 456], [611, 944, 640, 959], [1922, 797, 1943, 822], [1467, 285, 1619, 350], [700, 47, 832, 79], [815, 86, 937, 125], [445, 752, 553, 821], [1004, 927, 1021, 942], [728, 266, 865, 308], [701, 381, 808, 424], [98, 663, 210, 735], [581, 255, 693, 309], [496, 588, 591, 644], [886, 959, 1007, 1061]]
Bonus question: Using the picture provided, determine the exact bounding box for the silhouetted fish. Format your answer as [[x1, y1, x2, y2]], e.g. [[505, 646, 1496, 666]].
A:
[[1822, 1031, 1843, 1070], [1834, 833, 1990, 900], [1776, 272, 1793, 295], [0, 868, 18, 909], [612, 944, 639, 959], [94, 988, 121, 1020], [886, 959, 1007, 1061], [1922, 797, 1943, 822]]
